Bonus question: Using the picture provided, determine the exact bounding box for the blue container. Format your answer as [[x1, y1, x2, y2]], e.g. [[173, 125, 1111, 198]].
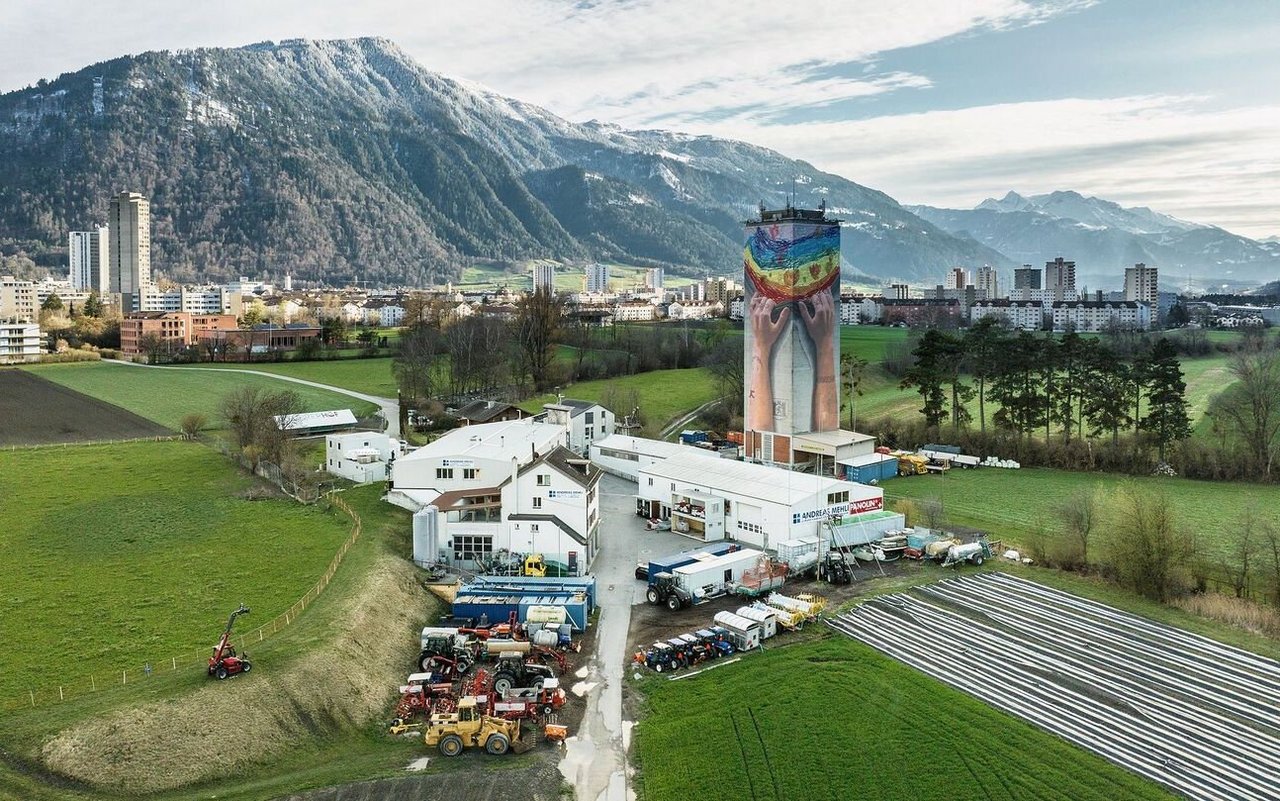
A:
[[465, 575, 597, 608], [518, 594, 589, 630]]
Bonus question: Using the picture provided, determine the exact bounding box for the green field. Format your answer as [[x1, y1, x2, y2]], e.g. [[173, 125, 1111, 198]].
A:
[[191, 357, 398, 398], [0, 441, 354, 703], [521, 367, 721, 431], [883, 467, 1280, 559], [23, 363, 379, 430], [840, 325, 909, 362], [634, 637, 1175, 801]]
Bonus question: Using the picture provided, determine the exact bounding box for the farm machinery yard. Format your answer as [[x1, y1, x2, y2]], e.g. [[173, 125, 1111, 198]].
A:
[[830, 572, 1280, 801]]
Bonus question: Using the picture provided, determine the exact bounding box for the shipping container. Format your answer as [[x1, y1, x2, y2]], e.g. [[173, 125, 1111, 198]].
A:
[[839, 453, 899, 484], [646, 541, 741, 587], [673, 548, 766, 598], [464, 575, 598, 608]]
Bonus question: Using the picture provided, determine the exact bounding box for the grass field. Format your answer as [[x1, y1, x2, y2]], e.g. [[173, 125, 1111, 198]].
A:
[[883, 467, 1280, 559], [23, 363, 379, 430], [0, 441, 354, 703], [521, 367, 721, 431], [633, 636, 1176, 801], [191, 357, 399, 398]]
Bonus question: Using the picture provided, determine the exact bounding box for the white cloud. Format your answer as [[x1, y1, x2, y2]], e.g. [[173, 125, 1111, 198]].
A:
[[689, 94, 1280, 237]]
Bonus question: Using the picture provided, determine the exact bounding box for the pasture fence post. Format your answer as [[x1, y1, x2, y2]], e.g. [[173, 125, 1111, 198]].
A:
[[122, 670, 126, 685], [91, 675, 95, 691], [30, 690, 35, 707], [59, 686, 63, 701]]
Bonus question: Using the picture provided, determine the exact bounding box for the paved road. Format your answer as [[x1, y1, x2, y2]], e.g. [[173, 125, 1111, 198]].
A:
[[559, 474, 693, 801], [102, 360, 399, 437]]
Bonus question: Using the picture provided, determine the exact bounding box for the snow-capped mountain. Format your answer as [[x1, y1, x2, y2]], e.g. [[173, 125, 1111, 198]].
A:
[[911, 192, 1279, 285], [0, 37, 1008, 285]]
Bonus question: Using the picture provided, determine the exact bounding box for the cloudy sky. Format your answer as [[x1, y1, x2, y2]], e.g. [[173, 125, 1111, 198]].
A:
[[5, 0, 1278, 236]]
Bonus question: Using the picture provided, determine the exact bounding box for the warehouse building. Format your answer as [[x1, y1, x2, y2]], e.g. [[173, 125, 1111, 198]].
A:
[[636, 451, 885, 551], [325, 431, 402, 484], [589, 433, 721, 481], [389, 420, 600, 575]]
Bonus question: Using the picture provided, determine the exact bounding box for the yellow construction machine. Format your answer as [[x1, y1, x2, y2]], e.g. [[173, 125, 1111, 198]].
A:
[[423, 697, 527, 756]]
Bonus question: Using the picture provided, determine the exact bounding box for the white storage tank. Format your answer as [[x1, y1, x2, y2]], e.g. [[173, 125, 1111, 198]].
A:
[[412, 505, 441, 567], [525, 605, 568, 626]]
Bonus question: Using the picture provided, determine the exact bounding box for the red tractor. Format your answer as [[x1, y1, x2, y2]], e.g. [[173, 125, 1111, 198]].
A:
[[208, 604, 252, 680]]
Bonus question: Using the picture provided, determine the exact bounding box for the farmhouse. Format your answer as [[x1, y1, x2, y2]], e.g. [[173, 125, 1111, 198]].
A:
[[636, 451, 886, 551], [541, 398, 615, 455], [387, 419, 600, 574]]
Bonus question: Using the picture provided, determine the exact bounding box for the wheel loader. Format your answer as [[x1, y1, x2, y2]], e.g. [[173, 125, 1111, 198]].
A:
[[423, 697, 528, 756]]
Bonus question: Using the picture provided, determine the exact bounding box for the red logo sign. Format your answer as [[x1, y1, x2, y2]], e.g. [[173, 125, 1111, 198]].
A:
[[849, 497, 883, 514]]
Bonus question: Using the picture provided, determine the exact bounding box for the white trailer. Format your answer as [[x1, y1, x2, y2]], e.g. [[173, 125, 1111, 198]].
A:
[[673, 548, 765, 600], [713, 610, 761, 650], [735, 605, 778, 639]]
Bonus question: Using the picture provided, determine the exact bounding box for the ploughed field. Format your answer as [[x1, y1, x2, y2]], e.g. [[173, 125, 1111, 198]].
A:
[[0, 369, 171, 445], [832, 573, 1280, 801], [632, 632, 1176, 801]]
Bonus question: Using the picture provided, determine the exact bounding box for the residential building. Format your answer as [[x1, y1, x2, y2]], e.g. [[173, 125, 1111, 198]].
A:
[[0, 319, 41, 363], [612, 300, 656, 322], [387, 420, 600, 573], [881, 298, 963, 328], [975, 265, 1000, 300], [69, 227, 109, 294], [1051, 301, 1151, 332], [1044, 257, 1076, 303], [728, 295, 744, 321], [666, 300, 723, 320], [703, 276, 736, 304], [120, 311, 191, 356], [0, 276, 37, 321], [944, 267, 969, 290], [33, 278, 94, 312], [1013, 265, 1041, 291], [1124, 263, 1159, 308], [325, 432, 401, 484], [362, 299, 405, 327], [533, 263, 555, 292], [585, 263, 610, 294], [839, 294, 884, 325], [888, 283, 911, 300], [108, 191, 151, 311], [454, 399, 529, 426], [136, 285, 241, 316], [969, 300, 1045, 331], [224, 276, 274, 296], [645, 267, 664, 294], [542, 399, 616, 455]]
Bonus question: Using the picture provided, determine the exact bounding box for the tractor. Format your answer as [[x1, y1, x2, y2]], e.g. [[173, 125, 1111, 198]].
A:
[[491, 677, 568, 719], [634, 641, 681, 672], [695, 628, 735, 658], [490, 653, 556, 696], [823, 550, 853, 585], [417, 634, 474, 673], [646, 572, 693, 611], [423, 697, 526, 756], [208, 604, 252, 680]]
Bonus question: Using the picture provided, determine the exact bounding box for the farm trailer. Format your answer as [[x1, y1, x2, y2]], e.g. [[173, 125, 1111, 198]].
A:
[[712, 611, 762, 651]]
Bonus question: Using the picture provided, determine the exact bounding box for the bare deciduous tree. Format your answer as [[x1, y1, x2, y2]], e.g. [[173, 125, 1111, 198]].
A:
[[1100, 484, 1195, 602], [513, 287, 564, 391], [1055, 488, 1098, 570], [180, 413, 207, 440], [219, 387, 303, 469], [1210, 347, 1280, 478]]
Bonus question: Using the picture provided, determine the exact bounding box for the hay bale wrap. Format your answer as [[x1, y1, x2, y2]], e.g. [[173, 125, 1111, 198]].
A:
[[40, 554, 427, 794]]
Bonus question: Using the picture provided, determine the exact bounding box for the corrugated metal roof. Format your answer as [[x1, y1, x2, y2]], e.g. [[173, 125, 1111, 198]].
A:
[[640, 452, 850, 505]]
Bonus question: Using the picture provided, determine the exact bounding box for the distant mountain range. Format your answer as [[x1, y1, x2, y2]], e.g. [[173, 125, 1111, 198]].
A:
[[0, 38, 1009, 286], [0, 38, 1272, 289], [909, 191, 1280, 286]]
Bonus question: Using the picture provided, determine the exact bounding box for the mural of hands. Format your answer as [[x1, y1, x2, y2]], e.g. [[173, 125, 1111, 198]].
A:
[[800, 291, 835, 345], [750, 295, 791, 352]]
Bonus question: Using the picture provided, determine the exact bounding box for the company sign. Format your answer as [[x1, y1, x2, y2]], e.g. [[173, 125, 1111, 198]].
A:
[[548, 489, 584, 500], [791, 496, 884, 525], [442, 458, 475, 468]]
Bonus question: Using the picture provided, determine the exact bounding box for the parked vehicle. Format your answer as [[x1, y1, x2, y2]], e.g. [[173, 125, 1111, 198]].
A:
[[390, 673, 457, 727], [635, 641, 681, 672], [423, 697, 526, 756], [208, 604, 252, 680], [646, 572, 694, 610], [491, 677, 567, 719], [490, 653, 556, 696], [823, 550, 853, 584], [941, 540, 993, 567]]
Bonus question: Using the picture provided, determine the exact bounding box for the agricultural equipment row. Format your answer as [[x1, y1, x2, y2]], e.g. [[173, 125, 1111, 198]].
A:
[[633, 592, 826, 673]]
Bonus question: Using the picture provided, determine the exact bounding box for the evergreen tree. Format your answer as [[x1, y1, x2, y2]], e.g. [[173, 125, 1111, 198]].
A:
[[83, 291, 103, 318], [1141, 337, 1191, 462], [41, 293, 63, 312], [1081, 344, 1131, 444], [990, 331, 1045, 441], [963, 316, 1012, 434], [900, 329, 950, 429]]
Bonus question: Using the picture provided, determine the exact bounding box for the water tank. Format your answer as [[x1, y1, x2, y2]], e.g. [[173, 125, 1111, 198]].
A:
[[531, 628, 559, 647], [525, 605, 568, 625], [412, 505, 440, 567]]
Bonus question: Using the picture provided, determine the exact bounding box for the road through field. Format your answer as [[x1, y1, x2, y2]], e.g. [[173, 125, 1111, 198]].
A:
[[103, 360, 400, 436]]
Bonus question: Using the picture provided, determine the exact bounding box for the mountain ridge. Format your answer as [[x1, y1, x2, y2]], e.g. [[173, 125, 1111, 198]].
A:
[[0, 37, 1010, 286]]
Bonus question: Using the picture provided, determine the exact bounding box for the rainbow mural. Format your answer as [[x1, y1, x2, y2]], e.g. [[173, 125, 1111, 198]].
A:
[[743, 222, 841, 301]]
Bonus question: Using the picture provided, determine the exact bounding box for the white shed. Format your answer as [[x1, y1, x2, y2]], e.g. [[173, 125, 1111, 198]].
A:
[[735, 605, 778, 639]]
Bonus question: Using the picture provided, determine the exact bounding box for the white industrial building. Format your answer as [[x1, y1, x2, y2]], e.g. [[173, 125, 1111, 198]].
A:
[[636, 452, 885, 551], [542, 399, 615, 456], [0, 320, 41, 364], [388, 420, 600, 575], [590, 433, 721, 481], [325, 432, 402, 484]]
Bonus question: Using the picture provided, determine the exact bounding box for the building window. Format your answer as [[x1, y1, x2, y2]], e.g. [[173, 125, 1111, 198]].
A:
[[533, 497, 543, 509], [463, 468, 479, 480], [436, 468, 454, 480], [827, 490, 849, 505], [586, 411, 594, 424], [537, 473, 551, 486], [454, 535, 493, 560]]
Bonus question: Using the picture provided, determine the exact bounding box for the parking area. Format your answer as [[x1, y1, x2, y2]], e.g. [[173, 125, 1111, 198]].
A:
[[830, 572, 1280, 801]]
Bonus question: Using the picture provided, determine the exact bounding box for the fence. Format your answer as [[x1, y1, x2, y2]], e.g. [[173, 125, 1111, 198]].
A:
[[0, 494, 363, 714], [2, 435, 183, 452]]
